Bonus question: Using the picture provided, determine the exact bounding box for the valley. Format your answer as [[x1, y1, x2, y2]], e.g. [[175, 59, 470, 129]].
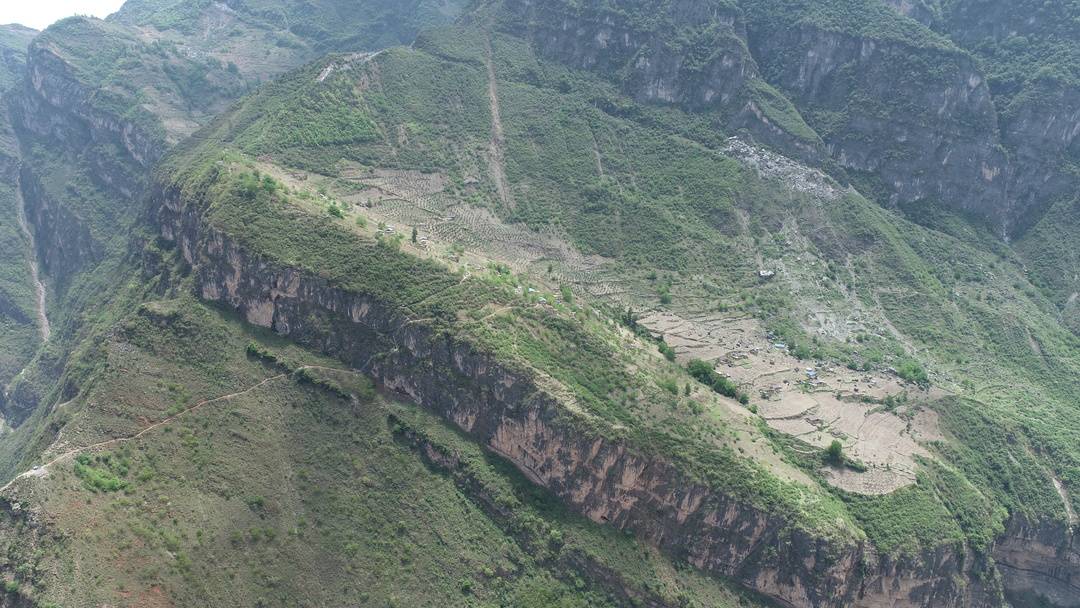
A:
[[0, 1, 1076, 607]]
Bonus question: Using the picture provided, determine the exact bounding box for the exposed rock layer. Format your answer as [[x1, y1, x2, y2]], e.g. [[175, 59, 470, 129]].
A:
[[152, 181, 1039, 608], [501, 0, 1080, 237]]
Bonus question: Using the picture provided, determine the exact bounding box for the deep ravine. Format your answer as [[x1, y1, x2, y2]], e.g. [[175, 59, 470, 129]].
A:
[[13, 171, 49, 343]]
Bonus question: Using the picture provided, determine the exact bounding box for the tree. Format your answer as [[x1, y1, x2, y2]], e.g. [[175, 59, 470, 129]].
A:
[[897, 358, 930, 386], [826, 440, 844, 465], [411, 226, 418, 243]]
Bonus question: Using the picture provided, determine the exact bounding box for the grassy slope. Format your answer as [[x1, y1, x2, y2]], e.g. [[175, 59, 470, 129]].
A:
[[1015, 196, 1080, 334], [162, 145, 861, 542], [745, 0, 959, 48], [33, 0, 466, 152], [34, 15, 256, 145], [0, 292, 769, 608], [157, 23, 1080, 556]]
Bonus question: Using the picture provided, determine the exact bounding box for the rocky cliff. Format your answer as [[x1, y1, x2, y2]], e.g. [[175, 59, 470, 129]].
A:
[[14, 167, 99, 289], [19, 38, 163, 169], [498, 0, 1080, 238], [754, 0, 1080, 237], [930, 0, 1080, 235], [501, 0, 752, 110], [994, 515, 1080, 607], [4, 26, 169, 289], [0, 2, 1076, 606], [1000, 82, 1080, 234], [151, 179, 1016, 608], [745, 20, 1008, 225], [0, 29, 160, 425], [498, 0, 1022, 231], [498, 0, 826, 160]]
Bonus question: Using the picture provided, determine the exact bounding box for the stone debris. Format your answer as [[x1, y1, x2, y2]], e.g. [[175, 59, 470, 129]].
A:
[[722, 137, 842, 201]]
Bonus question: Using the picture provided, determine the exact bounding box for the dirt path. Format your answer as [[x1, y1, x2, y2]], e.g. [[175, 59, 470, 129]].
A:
[[483, 38, 513, 209], [0, 371, 301, 494], [14, 173, 50, 343]]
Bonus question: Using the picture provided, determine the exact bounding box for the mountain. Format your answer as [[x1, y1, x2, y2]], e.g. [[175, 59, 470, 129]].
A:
[[0, 24, 40, 418], [0, 1, 1076, 607]]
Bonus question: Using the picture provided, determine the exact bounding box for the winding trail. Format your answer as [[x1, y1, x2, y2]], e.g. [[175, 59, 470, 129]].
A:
[[13, 173, 50, 342], [0, 364, 376, 494], [0, 372, 296, 494]]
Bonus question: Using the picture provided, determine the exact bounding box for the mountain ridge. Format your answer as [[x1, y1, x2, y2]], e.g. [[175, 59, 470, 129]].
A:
[[0, 1, 1075, 607]]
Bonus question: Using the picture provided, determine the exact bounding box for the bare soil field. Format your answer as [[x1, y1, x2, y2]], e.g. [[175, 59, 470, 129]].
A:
[[640, 310, 942, 495], [265, 159, 941, 496]]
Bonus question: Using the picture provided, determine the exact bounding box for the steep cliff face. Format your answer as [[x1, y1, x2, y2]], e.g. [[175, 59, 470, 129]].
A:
[[2, 25, 170, 289], [499, 0, 1020, 229], [1000, 82, 1080, 175], [395, 424, 689, 608], [1000, 82, 1080, 233], [18, 39, 163, 169], [742, 9, 1009, 228], [923, 0, 1080, 234], [498, 0, 824, 159], [0, 26, 45, 408], [502, 0, 751, 109], [0, 26, 163, 425], [0, 25, 35, 92], [14, 167, 99, 289], [152, 180, 1012, 608], [993, 515, 1080, 607]]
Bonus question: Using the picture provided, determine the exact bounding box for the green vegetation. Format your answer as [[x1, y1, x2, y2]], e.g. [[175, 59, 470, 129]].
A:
[[0, 294, 766, 607], [0, 2, 1079, 605], [1016, 196, 1080, 332], [152, 18, 1080, 565], [934, 0, 1080, 108], [687, 359, 747, 404], [235, 74, 379, 156], [825, 440, 844, 466], [896, 358, 930, 387], [0, 181, 40, 389], [0, 25, 34, 91], [161, 65, 869, 548], [73, 453, 129, 493], [116, 0, 467, 52], [741, 0, 958, 49]]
